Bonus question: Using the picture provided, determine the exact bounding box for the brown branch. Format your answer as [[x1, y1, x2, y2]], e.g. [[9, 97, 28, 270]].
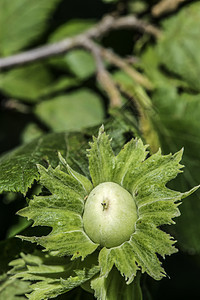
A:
[[82, 38, 122, 108], [0, 15, 161, 70], [152, 0, 186, 17], [100, 47, 153, 90]]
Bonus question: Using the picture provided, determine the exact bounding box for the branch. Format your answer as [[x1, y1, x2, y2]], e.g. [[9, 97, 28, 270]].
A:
[[0, 15, 161, 70], [100, 47, 153, 90], [152, 0, 186, 17], [81, 38, 122, 108]]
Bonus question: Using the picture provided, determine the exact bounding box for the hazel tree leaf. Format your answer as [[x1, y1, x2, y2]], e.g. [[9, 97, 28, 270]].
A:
[[8, 251, 100, 300], [0, 132, 68, 195], [150, 85, 200, 253], [158, 2, 200, 91], [0, 63, 78, 103], [91, 268, 142, 300], [0, 0, 61, 56], [64, 50, 96, 80], [88, 125, 115, 187], [35, 89, 104, 132], [17, 160, 98, 259]]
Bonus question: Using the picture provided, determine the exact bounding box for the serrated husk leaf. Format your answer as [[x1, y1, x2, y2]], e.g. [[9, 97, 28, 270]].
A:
[[113, 138, 148, 189], [88, 125, 115, 186], [58, 152, 93, 195], [91, 268, 142, 300], [8, 251, 100, 300], [17, 164, 98, 259]]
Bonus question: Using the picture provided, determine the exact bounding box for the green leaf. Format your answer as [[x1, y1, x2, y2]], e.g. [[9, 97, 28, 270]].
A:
[[88, 125, 115, 187], [158, 2, 200, 91], [35, 89, 104, 131], [0, 0, 60, 55], [0, 64, 52, 102], [58, 152, 93, 195], [0, 132, 68, 194], [64, 50, 96, 79], [49, 19, 95, 42], [150, 86, 200, 253], [0, 64, 78, 103], [113, 138, 148, 189], [8, 251, 100, 300], [91, 268, 142, 300], [17, 164, 98, 259], [0, 277, 31, 299]]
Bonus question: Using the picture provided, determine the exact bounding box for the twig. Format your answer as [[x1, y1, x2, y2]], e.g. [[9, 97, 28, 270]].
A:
[[152, 0, 186, 17], [0, 15, 161, 70], [100, 47, 153, 90], [82, 38, 122, 108]]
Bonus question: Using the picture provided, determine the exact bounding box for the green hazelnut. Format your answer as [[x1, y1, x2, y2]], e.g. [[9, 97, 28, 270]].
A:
[[83, 182, 138, 248]]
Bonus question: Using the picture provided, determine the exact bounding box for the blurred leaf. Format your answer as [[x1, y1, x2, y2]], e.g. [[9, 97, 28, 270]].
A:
[[35, 89, 104, 132], [151, 85, 200, 254], [0, 132, 68, 194], [64, 50, 96, 79], [158, 2, 200, 91], [0, 277, 31, 299], [21, 123, 44, 144], [128, 0, 147, 14], [8, 251, 99, 300], [0, 64, 78, 102], [0, 239, 34, 299], [91, 268, 142, 300], [112, 70, 160, 153], [49, 19, 95, 43], [0, 0, 60, 55]]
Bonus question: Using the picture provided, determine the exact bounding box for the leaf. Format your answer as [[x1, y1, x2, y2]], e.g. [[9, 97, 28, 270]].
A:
[[113, 138, 148, 188], [0, 132, 68, 194], [0, 64, 52, 102], [64, 50, 96, 79], [58, 152, 93, 195], [88, 125, 115, 187], [0, 0, 60, 55], [35, 89, 104, 131], [17, 163, 98, 259], [0, 64, 78, 103], [158, 2, 200, 91], [49, 19, 95, 42], [91, 268, 142, 300], [150, 86, 200, 253], [0, 277, 31, 299], [0, 238, 36, 299], [8, 251, 100, 300]]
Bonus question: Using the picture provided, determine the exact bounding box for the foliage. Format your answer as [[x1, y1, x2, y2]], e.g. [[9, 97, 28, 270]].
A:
[[1, 0, 200, 299]]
